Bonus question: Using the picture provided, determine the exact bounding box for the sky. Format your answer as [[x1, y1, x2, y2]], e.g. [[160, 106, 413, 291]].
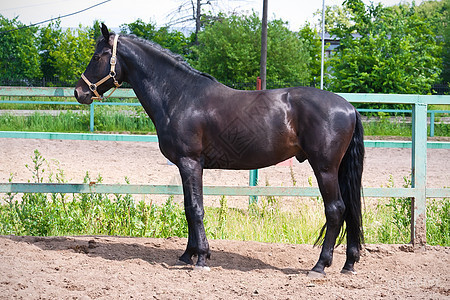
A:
[[1, 0, 424, 31]]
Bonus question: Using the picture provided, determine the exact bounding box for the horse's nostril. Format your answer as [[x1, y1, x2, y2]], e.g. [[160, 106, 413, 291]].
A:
[[74, 89, 78, 99]]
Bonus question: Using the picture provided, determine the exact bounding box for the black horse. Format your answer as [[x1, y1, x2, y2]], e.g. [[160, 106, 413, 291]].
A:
[[75, 24, 364, 277]]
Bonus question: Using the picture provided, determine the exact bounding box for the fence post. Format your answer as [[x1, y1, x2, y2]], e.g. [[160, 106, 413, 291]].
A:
[[90, 103, 95, 132], [249, 170, 258, 204], [249, 77, 263, 204], [411, 100, 427, 247], [429, 111, 435, 137]]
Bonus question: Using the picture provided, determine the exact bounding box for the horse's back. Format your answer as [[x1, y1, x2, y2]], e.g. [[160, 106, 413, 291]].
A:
[[288, 86, 355, 115]]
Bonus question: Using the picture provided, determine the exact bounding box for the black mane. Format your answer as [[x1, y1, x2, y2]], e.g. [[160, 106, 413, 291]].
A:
[[121, 34, 217, 82]]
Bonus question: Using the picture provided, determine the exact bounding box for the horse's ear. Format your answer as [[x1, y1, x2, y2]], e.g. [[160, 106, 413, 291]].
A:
[[101, 23, 110, 41]]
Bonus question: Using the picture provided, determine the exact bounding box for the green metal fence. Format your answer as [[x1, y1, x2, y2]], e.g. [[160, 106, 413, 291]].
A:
[[1, 86, 449, 246], [0, 87, 448, 136]]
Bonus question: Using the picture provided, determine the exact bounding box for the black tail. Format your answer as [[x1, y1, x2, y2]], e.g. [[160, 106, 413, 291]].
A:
[[338, 111, 365, 247], [314, 110, 365, 247]]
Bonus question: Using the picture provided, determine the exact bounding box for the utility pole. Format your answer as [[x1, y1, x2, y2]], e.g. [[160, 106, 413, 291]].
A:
[[250, 0, 268, 204], [320, 0, 326, 90], [260, 0, 268, 90], [194, 0, 202, 44]]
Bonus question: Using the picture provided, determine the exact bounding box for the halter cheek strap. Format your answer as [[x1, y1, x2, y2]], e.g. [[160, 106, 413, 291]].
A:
[[81, 34, 121, 101]]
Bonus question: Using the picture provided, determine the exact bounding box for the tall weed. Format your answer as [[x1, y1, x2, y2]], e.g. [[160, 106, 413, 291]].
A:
[[0, 151, 448, 246], [378, 175, 412, 243], [369, 174, 449, 246]]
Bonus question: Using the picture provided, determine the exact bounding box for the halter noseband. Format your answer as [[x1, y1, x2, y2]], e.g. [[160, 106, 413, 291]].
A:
[[81, 34, 121, 101]]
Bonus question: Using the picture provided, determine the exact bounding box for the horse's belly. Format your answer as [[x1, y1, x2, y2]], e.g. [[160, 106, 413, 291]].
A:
[[202, 137, 299, 170]]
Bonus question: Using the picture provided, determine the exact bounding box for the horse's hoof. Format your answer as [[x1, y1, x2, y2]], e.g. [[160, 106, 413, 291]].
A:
[[175, 260, 190, 266], [178, 255, 194, 265], [341, 269, 357, 275], [307, 270, 325, 278], [194, 265, 211, 272]]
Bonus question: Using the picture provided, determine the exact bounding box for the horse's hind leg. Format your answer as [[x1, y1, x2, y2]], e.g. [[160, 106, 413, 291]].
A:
[[341, 215, 360, 274], [308, 163, 345, 277], [177, 157, 211, 269]]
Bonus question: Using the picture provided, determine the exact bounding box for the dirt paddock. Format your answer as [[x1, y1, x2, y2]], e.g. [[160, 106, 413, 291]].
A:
[[0, 138, 449, 299], [0, 236, 449, 299]]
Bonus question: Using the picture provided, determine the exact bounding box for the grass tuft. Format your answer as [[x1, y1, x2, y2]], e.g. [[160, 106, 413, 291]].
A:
[[1, 150, 448, 246]]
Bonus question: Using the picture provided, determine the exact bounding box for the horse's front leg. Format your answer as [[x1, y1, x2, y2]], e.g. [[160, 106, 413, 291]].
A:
[[177, 157, 211, 269]]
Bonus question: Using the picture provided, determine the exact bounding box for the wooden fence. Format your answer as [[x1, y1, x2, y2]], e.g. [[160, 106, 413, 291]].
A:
[[0, 86, 449, 246]]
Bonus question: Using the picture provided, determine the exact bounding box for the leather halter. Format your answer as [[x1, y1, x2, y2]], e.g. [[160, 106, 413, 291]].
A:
[[81, 34, 121, 100]]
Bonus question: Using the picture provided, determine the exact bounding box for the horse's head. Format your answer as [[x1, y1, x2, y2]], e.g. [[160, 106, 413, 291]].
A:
[[74, 23, 123, 104]]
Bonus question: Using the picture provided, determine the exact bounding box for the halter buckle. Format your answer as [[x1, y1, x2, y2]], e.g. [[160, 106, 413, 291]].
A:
[[89, 84, 97, 92]]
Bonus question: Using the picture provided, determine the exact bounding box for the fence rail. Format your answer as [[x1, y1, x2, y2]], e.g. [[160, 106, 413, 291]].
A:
[[1, 183, 449, 198], [1, 87, 448, 136], [0, 131, 448, 149], [1, 86, 450, 246]]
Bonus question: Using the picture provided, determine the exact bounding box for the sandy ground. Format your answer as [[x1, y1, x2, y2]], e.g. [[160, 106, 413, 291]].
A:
[[0, 138, 449, 299], [0, 235, 449, 299]]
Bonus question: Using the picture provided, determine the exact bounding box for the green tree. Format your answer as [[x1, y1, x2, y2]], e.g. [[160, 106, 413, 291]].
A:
[[267, 19, 311, 84], [39, 20, 102, 85], [191, 13, 311, 86], [313, 5, 352, 32], [412, 0, 447, 37], [47, 25, 96, 84], [120, 19, 189, 56], [298, 23, 322, 86], [0, 16, 41, 84], [441, 0, 450, 83], [191, 13, 260, 83], [39, 20, 63, 82], [89, 20, 104, 41], [329, 0, 442, 96]]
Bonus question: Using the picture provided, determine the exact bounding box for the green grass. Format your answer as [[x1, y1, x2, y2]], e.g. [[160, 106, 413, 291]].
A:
[[0, 107, 448, 137], [0, 96, 83, 110], [205, 195, 326, 244], [0, 107, 156, 134], [1, 150, 448, 246], [0, 96, 140, 110], [361, 112, 450, 137], [363, 117, 413, 136], [429, 104, 450, 111], [0, 111, 90, 133]]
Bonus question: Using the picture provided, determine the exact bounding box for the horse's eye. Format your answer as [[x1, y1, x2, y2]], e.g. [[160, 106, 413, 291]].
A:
[[93, 55, 100, 61]]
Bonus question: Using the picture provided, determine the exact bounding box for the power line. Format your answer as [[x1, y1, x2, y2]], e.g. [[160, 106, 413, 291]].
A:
[[0, 0, 111, 35], [0, 1, 69, 13]]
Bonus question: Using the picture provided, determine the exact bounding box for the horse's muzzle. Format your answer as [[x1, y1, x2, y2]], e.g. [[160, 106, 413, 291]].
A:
[[74, 86, 93, 105]]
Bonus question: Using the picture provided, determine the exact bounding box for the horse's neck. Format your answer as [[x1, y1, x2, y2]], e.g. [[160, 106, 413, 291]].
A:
[[120, 40, 214, 127]]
